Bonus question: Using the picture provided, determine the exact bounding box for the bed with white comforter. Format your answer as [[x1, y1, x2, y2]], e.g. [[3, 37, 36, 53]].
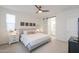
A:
[[20, 33, 50, 51]]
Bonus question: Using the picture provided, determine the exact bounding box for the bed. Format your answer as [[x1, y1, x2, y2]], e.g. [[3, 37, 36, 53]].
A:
[[20, 32, 50, 51]]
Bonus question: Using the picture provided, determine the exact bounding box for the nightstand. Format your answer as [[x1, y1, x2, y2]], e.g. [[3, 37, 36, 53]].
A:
[[8, 32, 19, 44], [68, 36, 79, 53]]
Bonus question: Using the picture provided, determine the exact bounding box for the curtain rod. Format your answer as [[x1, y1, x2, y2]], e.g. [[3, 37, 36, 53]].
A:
[[43, 16, 56, 20]]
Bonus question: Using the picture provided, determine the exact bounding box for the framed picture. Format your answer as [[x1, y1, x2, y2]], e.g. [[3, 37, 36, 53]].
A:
[[20, 22, 24, 26], [25, 22, 28, 26], [33, 23, 36, 26], [30, 23, 32, 26]]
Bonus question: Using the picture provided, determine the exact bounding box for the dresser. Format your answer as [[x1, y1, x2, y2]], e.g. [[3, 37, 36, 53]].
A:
[[8, 31, 19, 44], [68, 37, 79, 53]]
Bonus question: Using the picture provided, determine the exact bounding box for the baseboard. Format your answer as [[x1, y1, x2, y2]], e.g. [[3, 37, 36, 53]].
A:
[[56, 39, 68, 42], [0, 42, 8, 46]]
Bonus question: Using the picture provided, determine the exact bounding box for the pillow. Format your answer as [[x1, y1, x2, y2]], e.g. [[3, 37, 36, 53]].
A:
[[27, 31, 35, 34], [23, 30, 35, 34], [23, 31, 28, 34]]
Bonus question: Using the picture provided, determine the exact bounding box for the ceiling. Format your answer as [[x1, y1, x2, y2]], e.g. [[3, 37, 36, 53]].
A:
[[0, 5, 79, 19]]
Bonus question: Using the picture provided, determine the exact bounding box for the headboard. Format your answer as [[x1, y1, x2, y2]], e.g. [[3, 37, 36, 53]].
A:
[[17, 27, 37, 35]]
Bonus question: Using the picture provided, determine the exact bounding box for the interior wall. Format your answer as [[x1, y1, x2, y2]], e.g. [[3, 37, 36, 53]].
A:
[[42, 19, 48, 34], [56, 13, 67, 41], [40, 8, 79, 41], [15, 14, 38, 30], [0, 10, 8, 44], [0, 7, 17, 44], [0, 7, 40, 44], [56, 8, 79, 41]]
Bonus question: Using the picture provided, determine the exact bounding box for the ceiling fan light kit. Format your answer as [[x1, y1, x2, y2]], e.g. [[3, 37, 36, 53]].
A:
[[38, 10, 42, 13]]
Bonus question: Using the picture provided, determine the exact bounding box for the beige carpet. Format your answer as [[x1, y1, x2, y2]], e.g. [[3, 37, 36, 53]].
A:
[[0, 39, 68, 53]]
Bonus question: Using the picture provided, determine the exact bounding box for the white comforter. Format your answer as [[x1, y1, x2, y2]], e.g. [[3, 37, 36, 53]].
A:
[[21, 33, 50, 51]]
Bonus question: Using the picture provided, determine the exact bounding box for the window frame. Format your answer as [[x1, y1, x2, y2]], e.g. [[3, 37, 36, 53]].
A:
[[6, 13, 16, 32]]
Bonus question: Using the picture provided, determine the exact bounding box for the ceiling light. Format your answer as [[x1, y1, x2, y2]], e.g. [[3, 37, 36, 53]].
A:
[[38, 10, 42, 13]]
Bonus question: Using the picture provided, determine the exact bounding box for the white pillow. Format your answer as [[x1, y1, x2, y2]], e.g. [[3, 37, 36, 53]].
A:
[[23, 31, 27, 34]]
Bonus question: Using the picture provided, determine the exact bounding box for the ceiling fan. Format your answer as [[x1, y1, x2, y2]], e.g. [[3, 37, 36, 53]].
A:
[[35, 5, 49, 13]]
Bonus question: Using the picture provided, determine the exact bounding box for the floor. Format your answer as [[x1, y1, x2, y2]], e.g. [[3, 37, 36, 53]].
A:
[[33, 39, 68, 53], [0, 38, 68, 53]]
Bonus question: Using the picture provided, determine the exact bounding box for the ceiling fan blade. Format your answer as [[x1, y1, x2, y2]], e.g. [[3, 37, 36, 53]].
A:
[[36, 11, 38, 13], [42, 10, 49, 12], [35, 5, 41, 10], [35, 5, 49, 13]]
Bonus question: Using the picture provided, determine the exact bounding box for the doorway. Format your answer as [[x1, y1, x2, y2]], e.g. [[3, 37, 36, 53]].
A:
[[48, 17, 56, 36]]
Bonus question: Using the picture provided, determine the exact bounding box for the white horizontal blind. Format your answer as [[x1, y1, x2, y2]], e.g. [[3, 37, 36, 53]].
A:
[[6, 14, 15, 31]]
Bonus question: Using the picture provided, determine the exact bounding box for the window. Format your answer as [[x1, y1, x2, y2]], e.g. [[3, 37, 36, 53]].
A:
[[6, 14, 15, 31], [48, 17, 56, 36]]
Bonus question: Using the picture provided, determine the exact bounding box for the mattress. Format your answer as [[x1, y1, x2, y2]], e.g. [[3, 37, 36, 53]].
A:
[[20, 33, 50, 51]]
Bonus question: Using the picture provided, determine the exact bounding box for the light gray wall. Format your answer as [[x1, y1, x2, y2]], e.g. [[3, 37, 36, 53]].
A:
[[0, 11, 8, 44], [0, 7, 40, 44], [0, 7, 17, 44], [42, 19, 48, 34], [40, 8, 79, 41], [15, 14, 38, 30], [56, 8, 79, 41], [56, 12, 67, 41]]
